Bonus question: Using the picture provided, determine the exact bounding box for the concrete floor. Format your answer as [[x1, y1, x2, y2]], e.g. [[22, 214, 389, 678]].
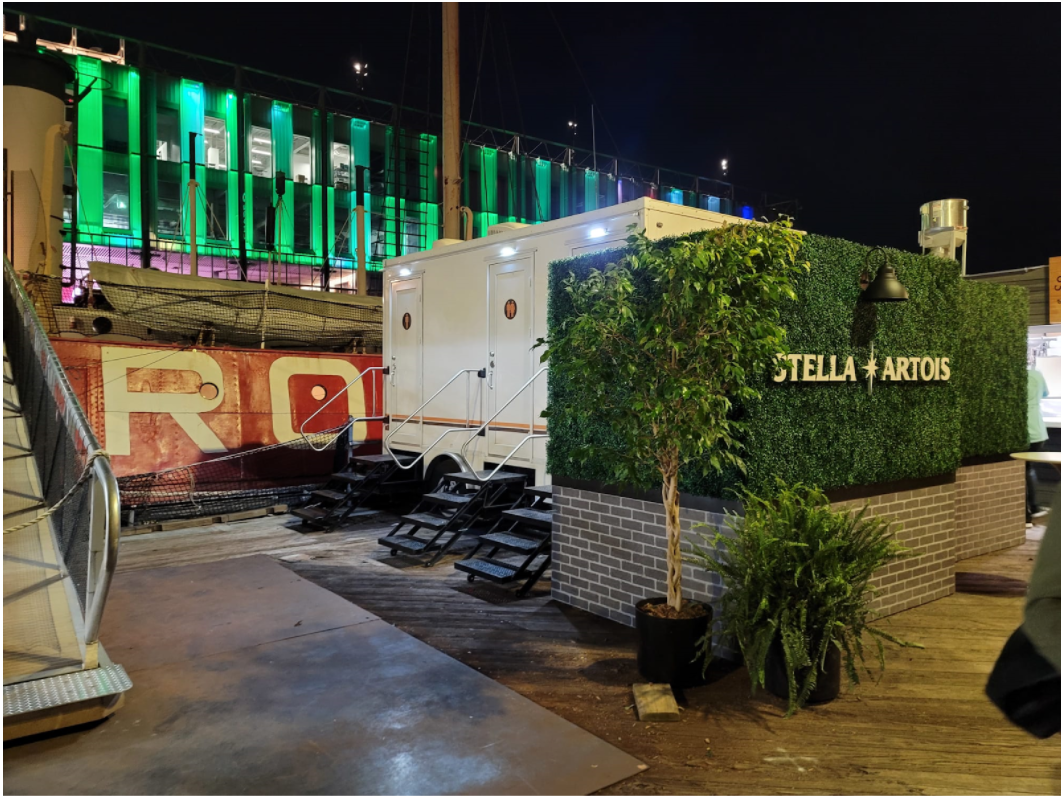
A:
[[3, 556, 644, 795]]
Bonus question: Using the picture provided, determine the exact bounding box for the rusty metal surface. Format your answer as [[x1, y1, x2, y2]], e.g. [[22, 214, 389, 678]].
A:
[[4, 556, 644, 795], [51, 339, 384, 478], [97, 555, 378, 672]]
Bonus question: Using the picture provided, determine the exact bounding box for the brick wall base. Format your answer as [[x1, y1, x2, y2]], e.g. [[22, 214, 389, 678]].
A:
[[551, 473, 1000, 630], [954, 460, 1026, 560], [832, 485, 955, 616]]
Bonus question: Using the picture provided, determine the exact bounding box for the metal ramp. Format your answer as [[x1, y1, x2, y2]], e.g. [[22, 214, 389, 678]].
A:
[[3, 258, 129, 740], [455, 484, 554, 595]]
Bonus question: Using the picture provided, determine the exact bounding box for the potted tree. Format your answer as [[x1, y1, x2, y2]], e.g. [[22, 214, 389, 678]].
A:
[[689, 481, 920, 714], [540, 220, 806, 687]]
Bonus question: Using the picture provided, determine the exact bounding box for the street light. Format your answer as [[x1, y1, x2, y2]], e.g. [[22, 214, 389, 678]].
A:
[[353, 61, 369, 91], [721, 158, 729, 177]]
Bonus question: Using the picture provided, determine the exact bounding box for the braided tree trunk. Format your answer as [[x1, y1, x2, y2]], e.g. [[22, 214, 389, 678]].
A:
[[662, 467, 683, 612]]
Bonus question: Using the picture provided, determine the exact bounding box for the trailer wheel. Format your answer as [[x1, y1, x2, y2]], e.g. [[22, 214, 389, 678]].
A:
[[467, 574, 475, 583]]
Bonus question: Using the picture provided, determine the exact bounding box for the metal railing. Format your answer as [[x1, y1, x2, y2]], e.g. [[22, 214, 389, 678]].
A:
[[459, 367, 548, 483], [3, 257, 120, 663], [299, 366, 387, 452], [384, 367, 484, 471]]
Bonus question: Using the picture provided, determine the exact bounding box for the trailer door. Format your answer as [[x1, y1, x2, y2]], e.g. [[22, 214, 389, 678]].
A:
[[388, 276, 423, 448], [487, 256, 534, 460]]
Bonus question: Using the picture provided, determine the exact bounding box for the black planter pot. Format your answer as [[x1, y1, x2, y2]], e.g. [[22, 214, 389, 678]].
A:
[[635, 598, 712, 688], [763, 638, 842, 705]]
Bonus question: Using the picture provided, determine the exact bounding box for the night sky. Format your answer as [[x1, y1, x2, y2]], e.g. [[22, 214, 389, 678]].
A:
[[17, 3, 1061, 272]]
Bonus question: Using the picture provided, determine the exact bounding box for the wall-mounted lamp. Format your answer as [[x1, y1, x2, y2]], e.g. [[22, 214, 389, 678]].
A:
[[860, 247, 908, 303], [500, 246, 516, 257]]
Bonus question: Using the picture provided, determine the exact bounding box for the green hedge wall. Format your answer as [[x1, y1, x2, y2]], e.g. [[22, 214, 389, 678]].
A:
[[956, 280, 1029, 458], [547, 231, 1028, 495]]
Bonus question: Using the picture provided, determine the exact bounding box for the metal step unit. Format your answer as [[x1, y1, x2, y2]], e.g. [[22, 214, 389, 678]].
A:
[[378, 470, 529, 566], [454, 484, 554, 596], [292, 452, 421, 531]]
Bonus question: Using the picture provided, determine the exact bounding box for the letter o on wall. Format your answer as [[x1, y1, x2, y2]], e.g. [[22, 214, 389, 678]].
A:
[[920, 358, 935, 381]]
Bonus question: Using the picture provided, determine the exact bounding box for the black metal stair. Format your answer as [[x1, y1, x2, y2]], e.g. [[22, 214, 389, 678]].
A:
[[292, 452, 421, 530], [454, 484, 554, 596], [378, 468, 528, 566]]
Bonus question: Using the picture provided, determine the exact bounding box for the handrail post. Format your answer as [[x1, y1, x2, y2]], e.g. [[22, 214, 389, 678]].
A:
[[460, 367, 547, 461]]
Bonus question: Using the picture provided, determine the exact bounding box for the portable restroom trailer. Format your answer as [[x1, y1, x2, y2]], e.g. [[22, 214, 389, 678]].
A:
[[381, 197, 750, 487]]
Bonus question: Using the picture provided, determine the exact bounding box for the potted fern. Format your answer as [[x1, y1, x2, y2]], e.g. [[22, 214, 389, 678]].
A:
[[689, 481, 920, 715]]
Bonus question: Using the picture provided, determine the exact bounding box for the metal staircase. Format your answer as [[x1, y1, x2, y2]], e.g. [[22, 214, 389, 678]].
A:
[[377, 468, 528, 566], [293, 452, 421, 530], [455, 484, 554, 595], [3, 257, 130, 741]]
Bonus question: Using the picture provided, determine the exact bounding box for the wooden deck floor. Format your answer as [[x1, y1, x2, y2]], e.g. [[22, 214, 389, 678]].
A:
[[116, 514, 1060, 795]]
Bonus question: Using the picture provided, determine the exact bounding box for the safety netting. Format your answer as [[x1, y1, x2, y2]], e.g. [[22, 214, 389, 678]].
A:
[[116, 427, 365, 525]]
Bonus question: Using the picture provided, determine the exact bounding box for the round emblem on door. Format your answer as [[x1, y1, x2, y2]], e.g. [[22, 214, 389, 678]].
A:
[[504, 299, 518, 320], [402, 312, 412, 330]]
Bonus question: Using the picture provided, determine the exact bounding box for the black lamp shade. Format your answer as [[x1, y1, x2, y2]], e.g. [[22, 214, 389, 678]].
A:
[[862, 263, 909, 303]]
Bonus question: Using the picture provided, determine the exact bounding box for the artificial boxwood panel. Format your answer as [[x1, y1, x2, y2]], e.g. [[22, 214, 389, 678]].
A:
[[547, 232, 1027, 495], [956, 280, 1028, 457]]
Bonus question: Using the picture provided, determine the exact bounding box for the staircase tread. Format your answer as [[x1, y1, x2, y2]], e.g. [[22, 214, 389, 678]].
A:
[[378, 535, 432, 553], [455, 558, 520, 581], [312, 489, 347, 502], [293, 506, 329, 520], [423, 491, 473, 505], [355, 453, 415, 465], [400, 511, 452, 530], [503, 507, 554, 526], [479, 532, 544, 553], [332, 471, 366, 483], [449, 470, 527, 484], [525, 484, 554, 498]]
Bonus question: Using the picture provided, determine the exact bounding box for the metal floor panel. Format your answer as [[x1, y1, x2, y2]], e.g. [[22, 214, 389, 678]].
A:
[[4, 555, 644, 795], [4, 664, 132, 717]]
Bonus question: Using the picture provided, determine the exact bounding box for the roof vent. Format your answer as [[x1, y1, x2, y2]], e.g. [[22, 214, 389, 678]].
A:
[[487, 222, 530, 236]]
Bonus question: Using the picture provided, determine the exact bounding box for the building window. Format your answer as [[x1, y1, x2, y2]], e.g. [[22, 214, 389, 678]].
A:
[[205, 185, 227, 240], [204, 116, 227, 171], [103, 171, 130, 228], [156, 108, 181, 162], [293, 189, 312, 251], [252, 179, 273, 248], [249, 125, 272, 177], [332, 142, 351, 189], [333, 203, 352, 257], [156, 179, 182, 237], [102, 98, 129, 154], [293, 135, 312, 185]]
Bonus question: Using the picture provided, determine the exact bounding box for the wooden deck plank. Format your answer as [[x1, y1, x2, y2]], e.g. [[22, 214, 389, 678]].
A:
[[115, 515, 1060, 795]]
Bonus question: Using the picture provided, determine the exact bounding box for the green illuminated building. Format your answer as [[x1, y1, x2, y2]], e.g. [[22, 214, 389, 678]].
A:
[[7, 13, 794, 293]]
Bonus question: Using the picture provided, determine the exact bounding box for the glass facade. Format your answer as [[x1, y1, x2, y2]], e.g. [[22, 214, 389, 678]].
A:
[[50, 31, 777, 296]]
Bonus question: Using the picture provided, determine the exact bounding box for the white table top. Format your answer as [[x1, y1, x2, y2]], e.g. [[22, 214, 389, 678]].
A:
[[1011, 450, 1062, 465]]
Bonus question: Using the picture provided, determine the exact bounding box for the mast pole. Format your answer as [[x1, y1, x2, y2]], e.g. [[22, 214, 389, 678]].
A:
[[442, 1, 461, 240]]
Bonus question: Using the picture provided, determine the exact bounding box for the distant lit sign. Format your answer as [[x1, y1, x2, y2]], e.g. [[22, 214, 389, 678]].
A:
[[1050, 256, 1060, 325]]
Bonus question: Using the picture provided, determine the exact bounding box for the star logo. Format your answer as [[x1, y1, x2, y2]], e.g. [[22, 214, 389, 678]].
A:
[[863, 357, 878, 380]]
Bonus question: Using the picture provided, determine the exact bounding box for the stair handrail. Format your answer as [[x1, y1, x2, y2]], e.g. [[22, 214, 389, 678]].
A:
[[459, 367, 548, 461], [384, 367, 483, 470], [3, 257, 119, 662], [299, 365, 386, 452], [480, 433, 549, 483]]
